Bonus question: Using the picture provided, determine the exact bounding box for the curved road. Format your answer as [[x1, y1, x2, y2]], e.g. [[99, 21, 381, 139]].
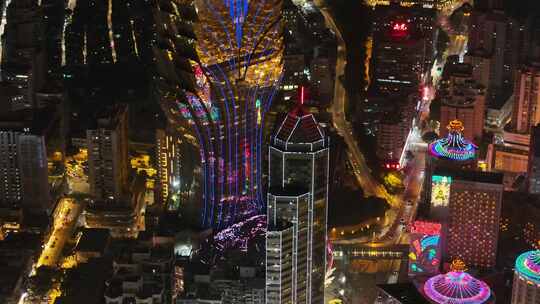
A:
[[313, 0, 395, 205]]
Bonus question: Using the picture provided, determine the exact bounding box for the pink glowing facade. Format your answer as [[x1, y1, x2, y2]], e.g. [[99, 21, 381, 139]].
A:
[[423, 271, 493, 304]]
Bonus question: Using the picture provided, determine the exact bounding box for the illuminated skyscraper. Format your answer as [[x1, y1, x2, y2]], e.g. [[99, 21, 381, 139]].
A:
[[446, 171, 503, 268], [422, 120, 477, 217], [370, 4, 435, 97], [512, 64, 540, 134], [0, 110, 52, 212], [265, 219, 295, 304], [438, 62, 485, 142], [267, 190, 310, 304], [169, 0, 284, 228], [511, 250, 540, 304], [268, 105, 329, 303], [408, 221, 442, 277]]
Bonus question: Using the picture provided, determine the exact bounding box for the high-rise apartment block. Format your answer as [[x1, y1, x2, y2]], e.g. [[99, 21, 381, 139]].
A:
[[310, 55, 334, 104], [87, 104, 129, 201], [468, 10, 521, 105], [281, 54, 307, 103], [376, 94, 416, 161], [447, 171, 503, 268], [267, 105, 329, 303], [528, 125, 540, 194], [0, 129, 50, 211], [438, 62, 485, 142], [512, 64, 540, 134], [370, 4, 435, 96]]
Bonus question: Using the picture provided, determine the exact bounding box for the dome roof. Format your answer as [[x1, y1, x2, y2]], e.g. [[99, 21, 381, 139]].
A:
[[429, 120, 477, 161], [515, 250, 540, 284], [423, 271, 492, 304]]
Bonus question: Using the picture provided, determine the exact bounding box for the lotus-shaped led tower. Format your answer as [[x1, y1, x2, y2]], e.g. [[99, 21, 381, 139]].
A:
[[429, 120, 478, 161], [423, 260, 493, 304]]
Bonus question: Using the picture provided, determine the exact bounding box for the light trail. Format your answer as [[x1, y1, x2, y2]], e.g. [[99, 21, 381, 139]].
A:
[[364, 36, 373, 90], [130, 20, 139, 57], [62, 0, 78, 66], [107, 0, 117, 63], [83, 32, 87, 64], [0, 0, 13, 80]]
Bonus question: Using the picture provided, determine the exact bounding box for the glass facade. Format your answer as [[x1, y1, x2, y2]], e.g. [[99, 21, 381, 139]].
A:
[[267, 109, 329, 303]]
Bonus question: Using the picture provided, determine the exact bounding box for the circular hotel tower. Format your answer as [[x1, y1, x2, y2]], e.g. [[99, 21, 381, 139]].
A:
[[512, 250, 540, 303]]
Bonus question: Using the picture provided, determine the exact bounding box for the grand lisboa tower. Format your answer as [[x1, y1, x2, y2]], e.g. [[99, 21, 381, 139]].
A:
[[172, 0, 284, 229]]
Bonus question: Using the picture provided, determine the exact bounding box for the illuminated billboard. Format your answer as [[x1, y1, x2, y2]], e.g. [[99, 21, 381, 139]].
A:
[[409, 221, 442, 277], [431, 175, 452, 207]]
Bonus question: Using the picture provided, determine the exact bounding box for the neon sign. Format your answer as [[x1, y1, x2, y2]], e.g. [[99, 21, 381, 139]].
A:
[[391, 22, 409, 39], [431, 175, 452, 208], [393, 23, 408, 31], [409, 221, 442, 277], [411, 221, 442, 235]]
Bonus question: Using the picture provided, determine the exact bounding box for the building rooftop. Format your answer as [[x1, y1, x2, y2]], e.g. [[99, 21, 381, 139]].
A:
[[377, 283, 430, 304], [433, 167, 503, 185], [429, 120, 478, 161], [90, 103, 128, 130], [274, 104, 326, 145], [75, 228, 111, 253], [423, 271, 493, 304]]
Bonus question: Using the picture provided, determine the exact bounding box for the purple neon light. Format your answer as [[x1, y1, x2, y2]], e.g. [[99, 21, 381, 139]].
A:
[[423, 271, 492, 304], [428, 129, 477, 161], [515, 250, 540, 284]]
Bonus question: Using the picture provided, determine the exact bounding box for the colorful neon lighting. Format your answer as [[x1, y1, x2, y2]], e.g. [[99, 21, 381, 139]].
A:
[[431, 175, 452, 207], [172, 0, 283, 229], [393, 22, 408, 31], [423, 271, 492, 304], [429, 120, 477, 161], [391, 21, 409, 39], [224, 0, 249, 48], [409, 221, 441, 276], [300, 86, 305, 104], [411, 221, 442, 235], [515, 250, 540, 285]]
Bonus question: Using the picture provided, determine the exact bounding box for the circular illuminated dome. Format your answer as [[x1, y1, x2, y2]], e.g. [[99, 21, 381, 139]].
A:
[[515, 250, 540, 284], [423, 260, 492, 304], [429, 120, 478, 161]]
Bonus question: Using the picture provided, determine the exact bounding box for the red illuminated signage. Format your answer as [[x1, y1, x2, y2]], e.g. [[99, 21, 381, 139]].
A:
[[393, 23, 408, 31], [410, 221, 441, 235]]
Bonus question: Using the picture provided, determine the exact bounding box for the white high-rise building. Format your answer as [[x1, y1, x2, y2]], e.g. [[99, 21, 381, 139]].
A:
[[266, 220, 294, 304], [0, 130, 50, 211], [87, 104, 129, 201], [266, 105, 329, 304]]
